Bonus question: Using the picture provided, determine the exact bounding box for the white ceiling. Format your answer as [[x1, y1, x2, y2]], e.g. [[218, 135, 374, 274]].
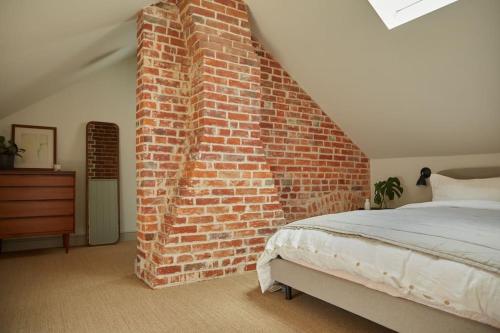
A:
[[0, 0, 153, 118], [246, 0, 500, 158]]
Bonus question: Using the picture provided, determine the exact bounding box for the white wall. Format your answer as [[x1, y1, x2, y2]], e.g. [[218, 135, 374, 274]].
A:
[[0, 56, 136, 237], [371, 153, 500, 207]]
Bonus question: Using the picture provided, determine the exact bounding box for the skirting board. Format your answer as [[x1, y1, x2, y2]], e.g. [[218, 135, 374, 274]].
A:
[[1, 232, 136, 252]]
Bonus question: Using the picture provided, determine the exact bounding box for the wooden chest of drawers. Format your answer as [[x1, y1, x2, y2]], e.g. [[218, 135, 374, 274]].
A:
[[0, 170, 75, 252]]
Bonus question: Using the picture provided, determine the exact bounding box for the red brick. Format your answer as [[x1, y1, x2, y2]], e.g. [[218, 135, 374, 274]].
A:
[[171, 226, 197, 234], [157, 265, 182, 274], [181, 234, 207, 242], [216, 214, 238, 222]]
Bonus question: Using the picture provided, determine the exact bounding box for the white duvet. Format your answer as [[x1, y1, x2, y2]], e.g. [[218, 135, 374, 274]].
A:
[[257, 200, 500, 328]]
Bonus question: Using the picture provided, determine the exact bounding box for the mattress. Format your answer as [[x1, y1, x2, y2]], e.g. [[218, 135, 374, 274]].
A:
[[257, 201, 500, 329]]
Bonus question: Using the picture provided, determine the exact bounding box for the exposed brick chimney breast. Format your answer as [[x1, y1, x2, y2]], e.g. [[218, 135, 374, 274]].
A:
[[136, 0, 370, 288]]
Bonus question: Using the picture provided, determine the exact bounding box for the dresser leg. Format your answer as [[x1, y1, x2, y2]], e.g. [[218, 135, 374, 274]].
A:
[[63, 234, 69, 253]]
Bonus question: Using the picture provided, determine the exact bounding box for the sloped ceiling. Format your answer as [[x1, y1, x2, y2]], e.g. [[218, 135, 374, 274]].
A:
[[0, 0, 153, 118], [246, 0, 500, 158]]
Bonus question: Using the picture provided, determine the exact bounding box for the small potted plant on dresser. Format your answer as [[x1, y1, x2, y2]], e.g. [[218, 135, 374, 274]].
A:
[[0, 136, 25, 169], [373, 177, 404, 209]]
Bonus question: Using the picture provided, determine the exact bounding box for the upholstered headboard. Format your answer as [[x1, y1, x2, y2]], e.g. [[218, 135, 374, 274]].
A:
[[438, 166, 500, 179]]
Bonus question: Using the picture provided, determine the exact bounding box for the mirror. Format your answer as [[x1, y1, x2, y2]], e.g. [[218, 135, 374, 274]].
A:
[[86, 121, 120, 246]]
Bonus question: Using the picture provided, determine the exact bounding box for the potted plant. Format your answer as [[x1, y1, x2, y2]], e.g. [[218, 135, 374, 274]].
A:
[[373, 177, 404, 209], [0, 136, 25, 170]]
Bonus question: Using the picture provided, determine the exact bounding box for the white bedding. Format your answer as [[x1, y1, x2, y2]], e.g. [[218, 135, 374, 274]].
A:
[[257, 200, 500, 328]]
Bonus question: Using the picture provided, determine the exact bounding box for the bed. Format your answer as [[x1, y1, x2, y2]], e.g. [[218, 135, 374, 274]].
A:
[[257, 167, 500, 333]]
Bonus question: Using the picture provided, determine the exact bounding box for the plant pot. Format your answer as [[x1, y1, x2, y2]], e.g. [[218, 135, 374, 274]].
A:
[[0, 154, 15, 169]]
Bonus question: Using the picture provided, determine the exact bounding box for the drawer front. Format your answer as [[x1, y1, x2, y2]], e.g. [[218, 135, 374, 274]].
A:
[[0, 200, 74, 218], [0, 187, 74, 201], [0, 216, 74, 237], [0, 175, 74, 187]]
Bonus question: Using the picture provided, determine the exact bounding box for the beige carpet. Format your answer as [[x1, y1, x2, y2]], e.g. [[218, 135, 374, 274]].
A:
[[0, 241, 390, 333]]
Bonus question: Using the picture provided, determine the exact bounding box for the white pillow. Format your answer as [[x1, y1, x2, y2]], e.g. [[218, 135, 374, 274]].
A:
[[430, 174, 500, 202]]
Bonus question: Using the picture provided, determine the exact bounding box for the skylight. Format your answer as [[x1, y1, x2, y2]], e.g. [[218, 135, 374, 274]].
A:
[[368, 0, 458, 30]]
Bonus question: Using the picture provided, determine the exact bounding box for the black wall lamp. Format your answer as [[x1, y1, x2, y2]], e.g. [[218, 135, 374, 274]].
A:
[[416, 167, 432, 186]]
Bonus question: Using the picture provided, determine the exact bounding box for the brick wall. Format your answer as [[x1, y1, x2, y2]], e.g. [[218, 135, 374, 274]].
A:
[[136, 0, 370, 288], [86, 122, 119, 179], [254, 41, 370, 221]]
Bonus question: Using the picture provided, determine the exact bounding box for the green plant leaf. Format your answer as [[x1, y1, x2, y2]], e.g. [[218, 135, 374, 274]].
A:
[[373, 177, 404, 207], [0, 138, 24, 157], [385, 177, 403, 201], [373, 180, 387, 207]]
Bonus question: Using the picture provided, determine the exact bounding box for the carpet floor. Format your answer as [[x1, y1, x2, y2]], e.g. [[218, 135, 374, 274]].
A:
[[0, 241, 390, 333]]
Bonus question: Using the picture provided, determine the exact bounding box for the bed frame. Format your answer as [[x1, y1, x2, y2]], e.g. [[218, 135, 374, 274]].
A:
[[272, 260, 498, 333], [271, 166, 500, 333]]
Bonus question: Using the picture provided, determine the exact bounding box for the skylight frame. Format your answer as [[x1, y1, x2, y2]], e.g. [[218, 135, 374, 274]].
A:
[[368, 0, 459, 30]]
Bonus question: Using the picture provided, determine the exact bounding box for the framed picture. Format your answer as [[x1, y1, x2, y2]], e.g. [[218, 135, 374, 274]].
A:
[[12, 124, 57, 170]]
